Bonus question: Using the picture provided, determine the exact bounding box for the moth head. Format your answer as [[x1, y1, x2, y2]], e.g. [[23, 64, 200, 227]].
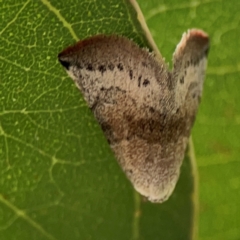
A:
[[58, 50, 81, 82], [58, 56, 71, 71], [58, 35, 109, 81]]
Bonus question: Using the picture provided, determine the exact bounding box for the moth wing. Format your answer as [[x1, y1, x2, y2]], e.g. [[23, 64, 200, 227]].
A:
[[58, 35, 168, 110], [58, 31, 209, 203], [172, 29, 209, 117], [58, 36, 175, 203]]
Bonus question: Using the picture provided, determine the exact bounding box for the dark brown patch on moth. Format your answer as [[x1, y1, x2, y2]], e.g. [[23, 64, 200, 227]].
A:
[[98, 65, 106, 74], [129, 70, 133, 79], [117, 63, 124, 71], [149, 107, 155, 113], [143, 79, 150, 87], [180, 77, 184, 84], [112, 107, 189, 147], [115, 86, 126, 93], [86, 63, 94, 71], [138, 76, 142, 87]]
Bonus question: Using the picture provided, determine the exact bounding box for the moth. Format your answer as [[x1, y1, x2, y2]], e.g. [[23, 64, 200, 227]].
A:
[[58, 29, 209, 203]]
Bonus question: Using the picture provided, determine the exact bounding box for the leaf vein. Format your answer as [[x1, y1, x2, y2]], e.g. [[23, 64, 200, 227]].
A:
[[0, 0, 31, 35], [41, 0, 78, 41], [0, 194, 57, 240]]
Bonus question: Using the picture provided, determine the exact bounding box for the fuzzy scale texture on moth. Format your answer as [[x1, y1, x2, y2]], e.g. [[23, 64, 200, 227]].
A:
[[58, 29, 209, 203]]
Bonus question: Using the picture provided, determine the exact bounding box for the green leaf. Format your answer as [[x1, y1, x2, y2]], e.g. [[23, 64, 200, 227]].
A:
[[1, 0, 238, 239]]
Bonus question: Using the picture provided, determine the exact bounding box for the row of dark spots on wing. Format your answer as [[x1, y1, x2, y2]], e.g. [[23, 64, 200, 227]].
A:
[[85, 62, 125, 74], [85, 62, 150, 87], [185, 55, 204, 69], [99, 86, 127, 94], [130, 70, 150, 87], [188, 81, 200, 100], [86, 63, 115, 72], [179, 58, 200, 85], [86, 63, 93, 71], [117, 63, 124, 71], [138, 75, 150, 87], [98, 65, 106, 74], [179, 64, 191, 84], [185, 47, 208, 70], [84, 62, 115, 76], [143, 79, 150, 87], [179, 62, 189, 85], [179, 52, 207, 85]]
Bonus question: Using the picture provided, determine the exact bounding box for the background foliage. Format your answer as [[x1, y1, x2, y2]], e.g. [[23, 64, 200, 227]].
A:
[[0, 0, 239, 240]]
